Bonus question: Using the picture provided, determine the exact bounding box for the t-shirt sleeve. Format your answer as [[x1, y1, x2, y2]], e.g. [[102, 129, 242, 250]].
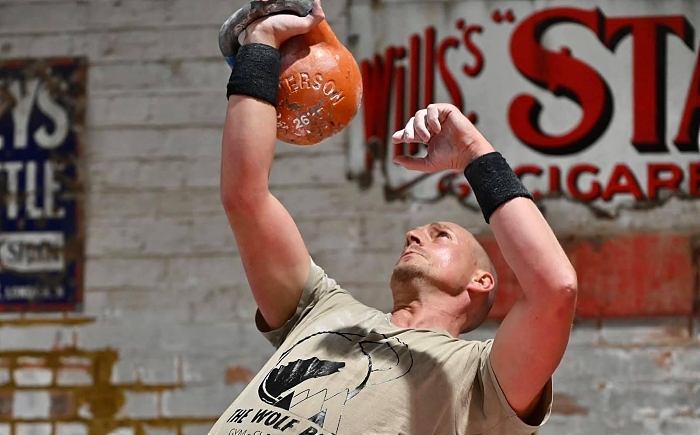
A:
[[466, 340, 553, 435], [259, 256, 347, 348]]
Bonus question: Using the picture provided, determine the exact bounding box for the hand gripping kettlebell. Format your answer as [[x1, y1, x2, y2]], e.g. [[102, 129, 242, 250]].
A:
[[219, 0, 363, 146]]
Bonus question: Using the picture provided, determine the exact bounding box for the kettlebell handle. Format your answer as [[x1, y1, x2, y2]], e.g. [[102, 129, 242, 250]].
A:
[[219, 0, 315, 67]]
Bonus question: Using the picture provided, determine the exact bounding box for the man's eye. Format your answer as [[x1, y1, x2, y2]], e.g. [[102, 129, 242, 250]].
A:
[[437, 232, 450, 239]]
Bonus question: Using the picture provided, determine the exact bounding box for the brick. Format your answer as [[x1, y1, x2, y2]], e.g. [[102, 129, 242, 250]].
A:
[[161, 384, 239, 418], [50, 391, 75, 419], [182, 424, 216, 435], [555, 346, 696, 383], [0, 369, 10, 386], [82, 28, 220, 62], [84, 258, 167, 289], [88, 188, 223, 219], [275, 129, 347, 156], [269, 153, 348, 187], [480, 234, 695, 319], [571, 234, 694, 318], [85, 216, 149, 257], [144, 428, 177, 435], [606, 381, 697, 419], [188, 285, 258, 324], [600, 318, 691, 346], [158, 322, 264, 357], [0, 3, 87, 34], [537, 415, 608, 435], [183, 158, 220, 189], [189, 215, 238, 255], [0, 326, 60, 351], [13, 368, 52, 387], [86, 289, 192, 324], [272, 185, 409, 219], [88, 159, 190, 190], [88, 60, 227, 92], [225, 366, 254, 385], [543, 197, 700, 235], [15, 423, 51, 435], [181, 352, 267, 386], [360, 213, 409, 250], [89, 92, 226, 128], [404, 198, 488, 234], [659, 417, 700, 435], [121, 392, 159, 419], [86, 216, 193, 256], [86, 0, 236, 29], [111, 353, 180, 385], [0, 392, 11, 418], [566, 320, 601, 346], [87, 128, 222, 160], [312, 250, 402, 284], [668, 347, 700, 381], [56, 368, 92, 386], [0, 34, 77, 59], [13, 391, 50, 419], [79, 322, 162, 353], [296, 218, 362, 253], [15, 424, 51, 435], [165, 255, 248, 288], [55, 424, 87, 435]]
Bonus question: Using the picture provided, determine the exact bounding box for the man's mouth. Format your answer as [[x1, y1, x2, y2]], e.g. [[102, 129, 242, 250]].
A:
[[401, 250, 423, 258]]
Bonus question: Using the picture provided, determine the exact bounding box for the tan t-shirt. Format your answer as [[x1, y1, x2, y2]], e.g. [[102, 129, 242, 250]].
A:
[[209, 259, 552, 435]]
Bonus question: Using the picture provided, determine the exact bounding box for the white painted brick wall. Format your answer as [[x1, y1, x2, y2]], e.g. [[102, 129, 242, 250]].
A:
[[0, 0, 699, 434]]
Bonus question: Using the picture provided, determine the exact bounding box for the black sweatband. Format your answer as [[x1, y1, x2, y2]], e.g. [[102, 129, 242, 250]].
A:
[[464, 152, 534, 223], [226, 43, 281, 106]]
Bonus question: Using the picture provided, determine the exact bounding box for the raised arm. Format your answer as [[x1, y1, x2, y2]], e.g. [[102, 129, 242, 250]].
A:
[[220, 1, 325, 331], [392, 103, 577, 420]]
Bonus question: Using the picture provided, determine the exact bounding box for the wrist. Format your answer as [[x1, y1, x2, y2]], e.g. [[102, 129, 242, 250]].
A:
[[462, 138, 496, 170], [464, 152, 534, 223], [243, 30, 279, 49]]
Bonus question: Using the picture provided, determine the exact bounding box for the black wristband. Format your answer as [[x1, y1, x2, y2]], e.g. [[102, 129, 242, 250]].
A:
[[464, 152, 534, 223], [226, 43, 281, 106]]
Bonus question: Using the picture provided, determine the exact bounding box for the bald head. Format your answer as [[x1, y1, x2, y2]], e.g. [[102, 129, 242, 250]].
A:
[[390, 221, 498, 332]]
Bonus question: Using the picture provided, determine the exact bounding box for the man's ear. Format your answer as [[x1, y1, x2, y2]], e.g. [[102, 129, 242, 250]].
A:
[[466, 270, 495, 294]]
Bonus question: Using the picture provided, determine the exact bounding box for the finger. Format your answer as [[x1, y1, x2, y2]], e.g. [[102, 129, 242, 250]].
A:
[[308, 0, 326, 23], [413, 110, 431, 143], [391, 130, 405, 144], [426, 104, 442, 135], [392, 117, 418, 144], [393, 155, 431, 172]]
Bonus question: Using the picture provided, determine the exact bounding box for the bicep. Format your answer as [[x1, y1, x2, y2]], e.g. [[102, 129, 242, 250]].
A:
[[489, 293, 575, 419], [226, 192, 310, 331]]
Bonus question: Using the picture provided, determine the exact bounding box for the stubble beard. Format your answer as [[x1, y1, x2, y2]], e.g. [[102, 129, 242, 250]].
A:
[[391, 260, 429, 286]]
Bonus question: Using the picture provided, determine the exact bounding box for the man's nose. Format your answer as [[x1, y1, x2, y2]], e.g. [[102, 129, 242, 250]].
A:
[[405, 229, 423, 246]]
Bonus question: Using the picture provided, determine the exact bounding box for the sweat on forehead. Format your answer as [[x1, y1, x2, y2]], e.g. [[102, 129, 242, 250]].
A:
[[422, 222, 472, 237]]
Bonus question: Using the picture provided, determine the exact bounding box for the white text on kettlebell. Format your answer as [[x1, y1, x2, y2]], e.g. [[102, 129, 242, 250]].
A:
[[280, 73, 346, 106]]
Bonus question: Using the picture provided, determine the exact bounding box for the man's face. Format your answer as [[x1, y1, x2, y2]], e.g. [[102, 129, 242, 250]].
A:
[[391, 222, 476, 294]]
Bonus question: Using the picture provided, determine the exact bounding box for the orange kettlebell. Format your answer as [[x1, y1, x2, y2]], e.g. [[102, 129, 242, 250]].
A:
[[219, 0, 363, 146]]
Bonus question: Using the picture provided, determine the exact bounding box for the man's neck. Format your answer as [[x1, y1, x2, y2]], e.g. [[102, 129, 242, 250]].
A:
[[390, 300, 465, 337]]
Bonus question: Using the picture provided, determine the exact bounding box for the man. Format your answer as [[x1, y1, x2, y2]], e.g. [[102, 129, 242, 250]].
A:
[[210, 1, 577, 434]]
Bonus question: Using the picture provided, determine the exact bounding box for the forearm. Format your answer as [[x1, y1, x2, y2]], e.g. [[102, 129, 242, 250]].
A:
[[467, 140, 577, 300], [220, 96, 277, 207], [489, 198, 577, 299], [220, 33, 281, 207]]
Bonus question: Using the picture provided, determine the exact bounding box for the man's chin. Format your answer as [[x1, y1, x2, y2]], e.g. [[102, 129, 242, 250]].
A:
[[391, 263, 425, 283]]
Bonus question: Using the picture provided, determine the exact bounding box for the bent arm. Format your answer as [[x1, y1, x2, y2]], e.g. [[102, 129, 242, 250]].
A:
[[487, 166, 577, 420], [221, 81, 310, 332]]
